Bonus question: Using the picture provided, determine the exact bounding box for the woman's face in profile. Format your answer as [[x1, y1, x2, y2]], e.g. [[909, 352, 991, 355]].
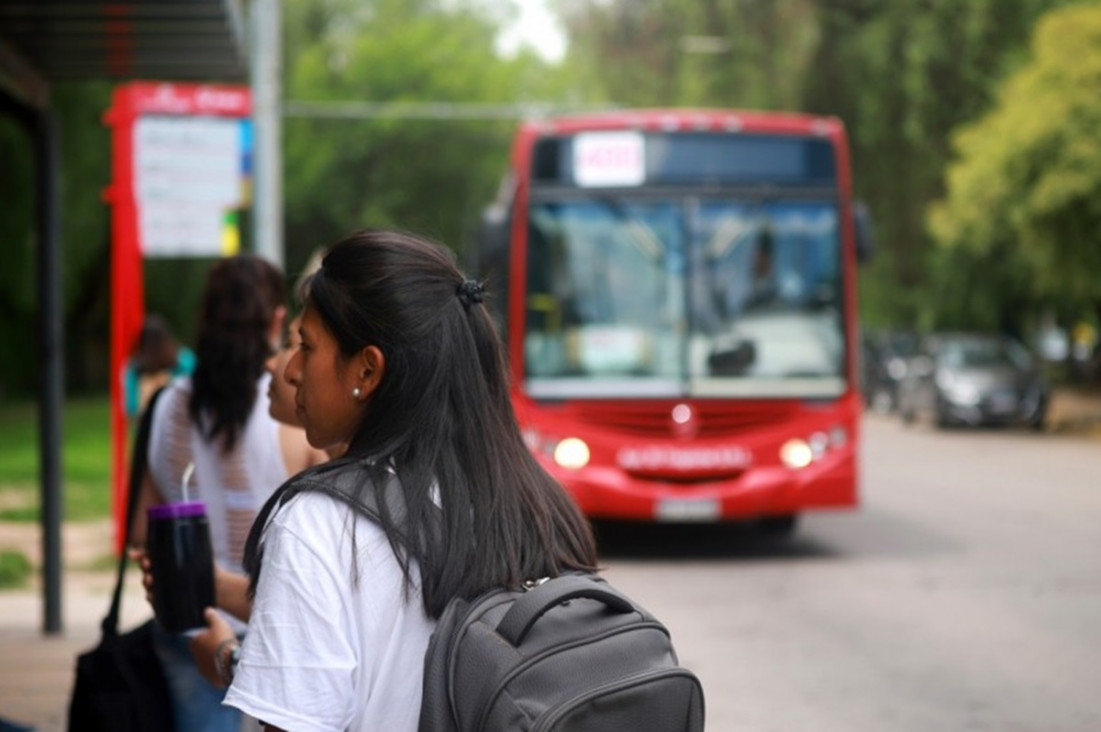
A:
[[265, 315, 302, 427], [283, 305, 367, 453]]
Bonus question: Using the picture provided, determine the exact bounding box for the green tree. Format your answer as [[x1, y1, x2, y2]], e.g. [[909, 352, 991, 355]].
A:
[[559, 0, 818, 110], [280, 0, 568, 276], [0, 82, 114, 396], [799, 0, 1077, 329], [929, 2, 1101, 333]]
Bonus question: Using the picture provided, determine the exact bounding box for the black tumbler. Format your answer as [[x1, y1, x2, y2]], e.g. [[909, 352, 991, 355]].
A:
[[147, 501, 216, 633]]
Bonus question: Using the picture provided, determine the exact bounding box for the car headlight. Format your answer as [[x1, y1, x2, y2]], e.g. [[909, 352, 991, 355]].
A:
[[943, 382, 980, 406]]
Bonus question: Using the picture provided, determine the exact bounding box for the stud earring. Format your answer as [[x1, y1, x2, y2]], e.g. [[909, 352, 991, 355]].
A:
[[352, 387, 361, 399]]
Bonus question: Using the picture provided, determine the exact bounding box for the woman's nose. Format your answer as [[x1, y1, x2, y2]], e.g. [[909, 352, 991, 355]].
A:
[[284, 351, 302, 385]]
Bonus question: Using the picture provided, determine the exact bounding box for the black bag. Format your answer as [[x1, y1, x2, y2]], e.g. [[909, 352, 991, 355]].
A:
[[417, 572, 706, 732], [68, 618, 173, 732], [68, 388, 175, 732]]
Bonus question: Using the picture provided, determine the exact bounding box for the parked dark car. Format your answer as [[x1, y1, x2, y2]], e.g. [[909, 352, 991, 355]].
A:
[[897, 332, 1049, 429], [861, 330, 919, 413]]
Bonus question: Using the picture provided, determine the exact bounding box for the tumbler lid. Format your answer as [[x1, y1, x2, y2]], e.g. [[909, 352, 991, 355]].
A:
[[148, 501, 207, 519]]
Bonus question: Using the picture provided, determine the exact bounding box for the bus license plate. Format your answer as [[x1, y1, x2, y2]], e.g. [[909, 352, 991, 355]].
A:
[[655, 498, 720, 522]]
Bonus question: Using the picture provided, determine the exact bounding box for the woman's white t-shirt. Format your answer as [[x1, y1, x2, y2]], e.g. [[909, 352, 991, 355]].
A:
[[224, 491, 436, 732]]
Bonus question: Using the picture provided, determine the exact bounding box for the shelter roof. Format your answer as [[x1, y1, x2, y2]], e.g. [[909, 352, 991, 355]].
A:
[[0, 0, 248, 106]]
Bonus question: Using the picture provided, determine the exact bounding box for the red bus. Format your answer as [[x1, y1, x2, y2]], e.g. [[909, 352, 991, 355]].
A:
[[474, 109, 873, 534]]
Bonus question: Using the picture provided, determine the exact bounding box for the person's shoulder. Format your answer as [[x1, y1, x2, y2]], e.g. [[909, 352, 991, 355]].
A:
[[275, 458, 387, 526], [269, 478, 385, 554], [273, 488, 348, 527], [162, 377, 194, 408], [163, 373, 192, 394], [147, 377, 185, 416], [284, 456, 379, 493]]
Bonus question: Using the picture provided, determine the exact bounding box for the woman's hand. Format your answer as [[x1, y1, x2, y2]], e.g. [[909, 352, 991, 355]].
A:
[[189, 607, 237, 688], [127, 547, 154, 606]]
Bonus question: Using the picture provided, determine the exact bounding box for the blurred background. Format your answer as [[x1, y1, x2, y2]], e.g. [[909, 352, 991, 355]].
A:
[[2, 0, 1100, 401], [3, 3, 1101, 730]]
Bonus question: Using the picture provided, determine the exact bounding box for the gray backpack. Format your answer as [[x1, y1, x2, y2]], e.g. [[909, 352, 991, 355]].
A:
[[277, 465, 705, 731], [417, 571, 706, 732]]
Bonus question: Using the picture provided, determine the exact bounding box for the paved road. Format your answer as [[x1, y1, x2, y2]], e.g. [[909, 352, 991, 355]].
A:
[[2, 413, 1099, 730], [599, 414, 1101, 731]]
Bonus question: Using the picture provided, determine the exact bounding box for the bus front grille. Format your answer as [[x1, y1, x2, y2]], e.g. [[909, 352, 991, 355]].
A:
[[562, 401, 799, 438]]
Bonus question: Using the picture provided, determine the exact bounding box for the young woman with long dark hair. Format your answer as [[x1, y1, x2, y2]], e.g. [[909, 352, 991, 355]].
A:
[[192, 229, 597, 731]]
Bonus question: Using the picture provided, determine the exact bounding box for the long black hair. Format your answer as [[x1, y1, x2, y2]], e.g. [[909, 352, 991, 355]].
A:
[[189, 254, 285, 452], [245, 229, 597, 618]]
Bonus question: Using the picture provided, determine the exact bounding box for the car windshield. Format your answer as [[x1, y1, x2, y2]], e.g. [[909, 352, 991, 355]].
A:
[[939, 338, 1032, 371], [523, 196, 845, 399]]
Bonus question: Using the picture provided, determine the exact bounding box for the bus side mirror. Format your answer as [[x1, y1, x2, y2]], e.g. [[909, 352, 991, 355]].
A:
[[477, 201, 509, 277], [475, 202, 512, 332], [853, 200, 874, 265]]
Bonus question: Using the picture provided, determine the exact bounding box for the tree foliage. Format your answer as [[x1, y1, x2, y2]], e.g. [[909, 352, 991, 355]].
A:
[[929, 3, 1101, 329], [280, 0, 568, 276], [0, 83, 114, 395], [559, 0, 819, 110]]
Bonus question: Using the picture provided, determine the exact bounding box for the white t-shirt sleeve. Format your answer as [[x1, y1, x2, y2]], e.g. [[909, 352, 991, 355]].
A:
[[224, 498, 358, 732]]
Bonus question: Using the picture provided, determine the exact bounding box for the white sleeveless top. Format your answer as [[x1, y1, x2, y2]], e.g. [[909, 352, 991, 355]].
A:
[[146, 375, 287, 576]]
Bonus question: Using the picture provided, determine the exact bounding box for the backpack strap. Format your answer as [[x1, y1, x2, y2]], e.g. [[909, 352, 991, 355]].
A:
[[101, 385, 165, 638], [496, 574, 636, 647]]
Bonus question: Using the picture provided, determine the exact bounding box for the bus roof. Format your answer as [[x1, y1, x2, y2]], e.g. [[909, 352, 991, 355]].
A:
[[519, 108, 844, 139]]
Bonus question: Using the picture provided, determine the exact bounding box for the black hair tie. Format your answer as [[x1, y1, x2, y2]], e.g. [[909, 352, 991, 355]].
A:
[[457, 279, 485, 308]]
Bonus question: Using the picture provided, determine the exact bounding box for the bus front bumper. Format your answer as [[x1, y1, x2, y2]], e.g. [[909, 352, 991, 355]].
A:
[[546, 450, 857, 522]]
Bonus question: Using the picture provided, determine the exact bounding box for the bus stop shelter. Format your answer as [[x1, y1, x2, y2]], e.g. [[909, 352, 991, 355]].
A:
[[0, 0, 249, 634]]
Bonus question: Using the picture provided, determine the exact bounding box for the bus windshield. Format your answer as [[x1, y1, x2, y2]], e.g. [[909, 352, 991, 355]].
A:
[[523, 196, 845, 399]]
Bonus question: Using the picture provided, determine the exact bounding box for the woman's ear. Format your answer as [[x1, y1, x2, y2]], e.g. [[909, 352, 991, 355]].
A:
[[356, 345, 386, 398]]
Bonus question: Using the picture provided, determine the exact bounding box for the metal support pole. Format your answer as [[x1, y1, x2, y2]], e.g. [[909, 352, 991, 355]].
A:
[[36, 106, 64, 635], [251, 0, 283, 267]]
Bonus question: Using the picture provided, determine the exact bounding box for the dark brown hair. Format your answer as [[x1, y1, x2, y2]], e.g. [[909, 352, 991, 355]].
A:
[[189, 254, 285, 451], [247, 230, 596, 618]]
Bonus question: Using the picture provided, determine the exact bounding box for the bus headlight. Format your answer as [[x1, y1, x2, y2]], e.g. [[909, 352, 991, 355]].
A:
[[779, 439, 813, 469], [553, 437, 591, 470], [781, 424, 848, 469]]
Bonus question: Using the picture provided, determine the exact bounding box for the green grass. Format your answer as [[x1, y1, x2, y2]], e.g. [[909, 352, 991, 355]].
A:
[[0, 549, 33, 588], [0, 395, 114, 521]]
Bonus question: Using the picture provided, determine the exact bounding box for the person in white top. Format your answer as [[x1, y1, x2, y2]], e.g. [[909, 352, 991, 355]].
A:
[[130, 254, 325, 732], [188, 229, 599, 732]]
